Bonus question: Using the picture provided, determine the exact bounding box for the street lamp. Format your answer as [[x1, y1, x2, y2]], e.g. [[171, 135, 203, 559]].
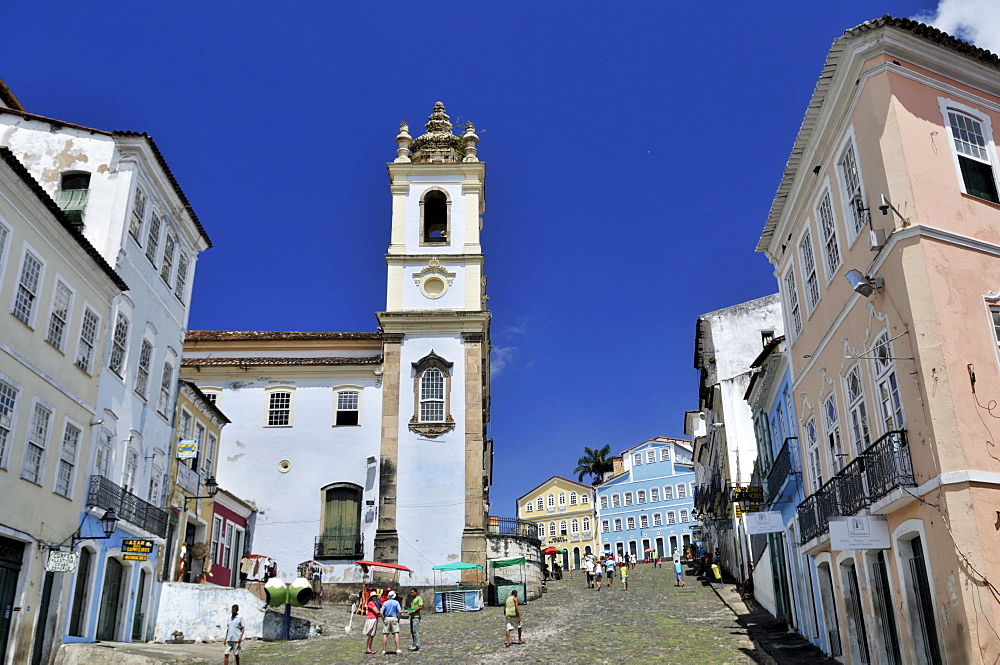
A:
[[70, 509, 119, 548], [183, 476, 219, 510]]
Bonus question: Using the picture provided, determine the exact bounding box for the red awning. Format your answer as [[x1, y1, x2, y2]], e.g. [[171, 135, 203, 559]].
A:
[[357, 561, 413, 573]]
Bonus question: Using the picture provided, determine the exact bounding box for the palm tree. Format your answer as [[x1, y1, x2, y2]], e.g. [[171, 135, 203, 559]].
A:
[[575, 445, 614, 485]]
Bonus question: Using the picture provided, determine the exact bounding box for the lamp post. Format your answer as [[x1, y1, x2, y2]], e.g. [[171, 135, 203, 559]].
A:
[[183, 476, 219, 510], [70, 509, 119, 548]]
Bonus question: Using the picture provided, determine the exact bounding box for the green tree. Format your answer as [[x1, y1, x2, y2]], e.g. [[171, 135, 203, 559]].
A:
[[575, 445, 614, 485]]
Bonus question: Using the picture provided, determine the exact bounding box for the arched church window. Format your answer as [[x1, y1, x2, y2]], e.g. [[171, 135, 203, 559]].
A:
[[421, 189, 449, 244], [410, 352, 455, 437]]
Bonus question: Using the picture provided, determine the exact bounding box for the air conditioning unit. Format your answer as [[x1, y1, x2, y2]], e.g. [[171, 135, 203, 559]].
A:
[[869, 228, 886, 251]]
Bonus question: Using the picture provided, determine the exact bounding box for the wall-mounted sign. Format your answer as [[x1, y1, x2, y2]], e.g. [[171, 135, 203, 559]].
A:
[[830, 516, 890, 550], [717, 519, 733, 530], [548, 536, 569, 543], [45, 550, 78, 573], [177, 439, 198, 459], [732, 486, 764, 504], [122, 539, 153, 562], [745, 511, 785, 535]]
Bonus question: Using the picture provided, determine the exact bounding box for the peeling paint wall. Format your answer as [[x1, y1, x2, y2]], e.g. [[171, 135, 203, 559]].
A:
[[152, 583, 265, 642]]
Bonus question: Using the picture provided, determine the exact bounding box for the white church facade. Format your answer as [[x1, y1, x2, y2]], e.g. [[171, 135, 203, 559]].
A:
[[181, 103, 493, 586]]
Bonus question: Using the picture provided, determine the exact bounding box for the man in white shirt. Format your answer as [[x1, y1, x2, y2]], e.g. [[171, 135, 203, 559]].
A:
[[224, 604, 245, 665]]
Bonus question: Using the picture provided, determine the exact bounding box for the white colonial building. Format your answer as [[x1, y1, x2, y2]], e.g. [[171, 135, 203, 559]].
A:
[[181, 103, 493, 586]]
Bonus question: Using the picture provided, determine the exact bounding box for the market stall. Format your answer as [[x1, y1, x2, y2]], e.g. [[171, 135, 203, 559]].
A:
[[431, 561, 484, 612], [488, 557, 527, 606], [353, 560, 412, 614]]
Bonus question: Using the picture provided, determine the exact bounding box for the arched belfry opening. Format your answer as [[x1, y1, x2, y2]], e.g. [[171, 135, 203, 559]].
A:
[[422, 189, 448, 244]]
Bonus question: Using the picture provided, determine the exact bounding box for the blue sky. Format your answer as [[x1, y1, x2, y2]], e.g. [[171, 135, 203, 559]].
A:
[[4, 1, 989, 515]]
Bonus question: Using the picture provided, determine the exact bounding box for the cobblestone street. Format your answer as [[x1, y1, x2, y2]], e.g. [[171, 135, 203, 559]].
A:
[[202, 564, 761, 665]]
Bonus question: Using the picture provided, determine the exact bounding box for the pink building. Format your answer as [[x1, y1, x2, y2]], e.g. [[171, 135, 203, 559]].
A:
[[759, 16, 1000, 664], [208, 488, 256, 588]]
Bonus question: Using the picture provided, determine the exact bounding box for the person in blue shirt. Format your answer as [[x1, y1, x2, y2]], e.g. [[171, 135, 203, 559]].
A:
[[675, 559, 685, 587], [381, 590, 402, 654]]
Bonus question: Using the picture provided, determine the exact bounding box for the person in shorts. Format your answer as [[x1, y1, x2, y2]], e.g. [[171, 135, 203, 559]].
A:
[[503, 590, 523, 646], [224, 604, 245, 665], [675, 559, 686, 586], [594, 559, 603, 590], [381, 590, 402, 654], [604, 556, 616, 586], [363, 591, 382, 654]]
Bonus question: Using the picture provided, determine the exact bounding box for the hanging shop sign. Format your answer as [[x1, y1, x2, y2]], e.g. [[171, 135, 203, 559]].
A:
[[731, 486, 764, 504], [177, 439, 198, 460], [830, 516, 890, 550], [122, 539, 154, 562], [716, 519, 734, 530], [45, 550, 78, 573], [745, 511, 785, 535]]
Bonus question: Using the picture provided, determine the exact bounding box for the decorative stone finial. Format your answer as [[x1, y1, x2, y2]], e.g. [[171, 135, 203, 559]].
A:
[[462, 121, 479, 163], [410, 102, 461, 163], [395, 121, 412, 163]]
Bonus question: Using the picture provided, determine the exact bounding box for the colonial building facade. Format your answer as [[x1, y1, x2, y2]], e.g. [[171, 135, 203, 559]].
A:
[[516, 476, 596, 571], [181, 104, 492, 585]]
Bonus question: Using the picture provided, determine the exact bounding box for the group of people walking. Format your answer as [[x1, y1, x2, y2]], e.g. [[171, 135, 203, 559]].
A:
[[362, 588, 424, 655], [581, 552, 634, 590]]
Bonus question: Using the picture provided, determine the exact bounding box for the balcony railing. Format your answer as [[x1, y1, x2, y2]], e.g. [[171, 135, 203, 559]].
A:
[[87, 475, 168, 538], [797, 430, 914, 544], [486, 516, 540, 543], [765, 438, 795, 504], [314, 534, 364, 559]]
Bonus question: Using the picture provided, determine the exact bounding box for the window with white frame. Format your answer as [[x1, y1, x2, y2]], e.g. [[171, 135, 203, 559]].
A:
[[559, 520, 567, 535], [676, 483, 687, 499], [212, 515, 223, 564], [570, 518, 579, 534], [548, 522, 556, 536], [633, 453, 642, 465], [335, 389, 360, 426], [525, 501, 533, 513], [845, 364, 872, 456], [22, 402, 51, 484], [838, 141, 868, 239], [419, 367, 445, 422], [179, 410, 192, 440], [624, 492, 633, 506], [569, 491, 577, 505], [12, 251, 43, 325], [613, 518, 622, 531], [134, 339, 153, 398], [411, 353, 453, 432], [873, 332, 904, 432], [267, 389, 292, 426], [129, 187, 147, 242], [637, 489, 646, 504], [145, 212, 162, 265], [600, 495, 608, 510], [805, 417, 822, 492], [666, 511, 676, 525], [650, 487, 660, 502], [816, 190, 842, 278], [109, 313, 130, 376], [602, 519, 610, 533], [663, 485, 673, 500], [626, 516, 636, 530], [558, 492, 566, 506], [160, 231, 176, 285], [0, 380, 17, 467], [799, 231, 821, 312], [547, 493, 555, 507], [992, 306, 1000, 345], [0, 224, 10, 278], [944, 104, 999, 203], [537, 497, 544, 510], [646, 451, 656, 464], [190, 422, 206, 471], [174, 252, 189, 302], [639, 514, 648, 529], [224, 523, 234, 569], [74, 308, 99, 373], [95, 429, 113, 478], [46, 281, 73, 350], [204, 433, 217, 476], [825, 394, 845, 473], [581, 493, 589, 504], [653, 512, 663, 526], [55, 422, 81, 497], [157, 361, 173, 415], [582, 517, 591, 533], [784, 267, 803, 336], [148, 464, 162, 506], [611, 494, 621, 508], [660, 448, 670, 461], [680, 509, 689, 522]]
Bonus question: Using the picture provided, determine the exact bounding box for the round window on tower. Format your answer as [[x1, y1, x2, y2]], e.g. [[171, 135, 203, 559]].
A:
[[420, 275, 448, 299]]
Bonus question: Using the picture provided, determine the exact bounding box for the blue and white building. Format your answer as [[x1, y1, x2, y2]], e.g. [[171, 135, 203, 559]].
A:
[[596, 437, 697, 560]]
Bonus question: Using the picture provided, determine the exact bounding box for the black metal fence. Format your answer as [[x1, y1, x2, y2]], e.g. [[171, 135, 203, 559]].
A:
[[765, 437, 795, 504], [486, 517, 539, 542], [797, 430, 914, 543], [314, 534, 365, 559], [87, 475, 168, 538]]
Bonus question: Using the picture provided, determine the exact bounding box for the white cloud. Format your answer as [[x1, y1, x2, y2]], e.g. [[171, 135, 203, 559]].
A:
[[916, 0, 1000, 54], [500, 319, 529, 336], [491, 346, 519, 377]]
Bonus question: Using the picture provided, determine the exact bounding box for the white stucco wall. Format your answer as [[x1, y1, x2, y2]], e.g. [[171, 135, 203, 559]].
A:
[[403, 180, 467, 253], [152, 583, 265, 642]]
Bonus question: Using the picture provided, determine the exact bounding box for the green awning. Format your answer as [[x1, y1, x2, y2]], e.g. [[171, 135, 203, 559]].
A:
[[432, 561, 485, 571], [489, 557, 525, 568]]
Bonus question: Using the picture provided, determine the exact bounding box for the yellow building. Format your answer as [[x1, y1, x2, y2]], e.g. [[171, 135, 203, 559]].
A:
[[516, 477, 596, 572]]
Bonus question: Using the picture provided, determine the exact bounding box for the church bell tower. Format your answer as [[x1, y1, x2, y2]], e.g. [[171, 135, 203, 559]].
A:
[[375, 103, 491, 576]]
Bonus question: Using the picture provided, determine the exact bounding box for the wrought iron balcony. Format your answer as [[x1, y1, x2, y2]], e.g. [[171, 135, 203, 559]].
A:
[[87, 475, 168, 538], [797, 430, 914, 544], [486, 516, 540, 543], [765, 438, 795, 504], [314, 534, 364, 559]]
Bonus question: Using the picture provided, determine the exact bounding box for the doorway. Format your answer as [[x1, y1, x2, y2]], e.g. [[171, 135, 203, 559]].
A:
[[0, 537, 25, 663], [97, 558, 124, 641], [30, 572, 54, 665]]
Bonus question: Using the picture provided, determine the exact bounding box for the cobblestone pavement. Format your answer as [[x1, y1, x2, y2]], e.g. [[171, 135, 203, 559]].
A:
[[191, 563, 763, 665]]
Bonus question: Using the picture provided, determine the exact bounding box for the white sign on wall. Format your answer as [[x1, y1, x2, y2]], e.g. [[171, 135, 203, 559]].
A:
[[45, 550, 78, 573], [745, 511, 785, 535], [830, 516, 890, 550]]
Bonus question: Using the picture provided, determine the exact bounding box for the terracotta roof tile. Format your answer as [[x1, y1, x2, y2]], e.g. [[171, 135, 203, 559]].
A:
[[186, 330, 381, 342], [181, 356, 381, 367]]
